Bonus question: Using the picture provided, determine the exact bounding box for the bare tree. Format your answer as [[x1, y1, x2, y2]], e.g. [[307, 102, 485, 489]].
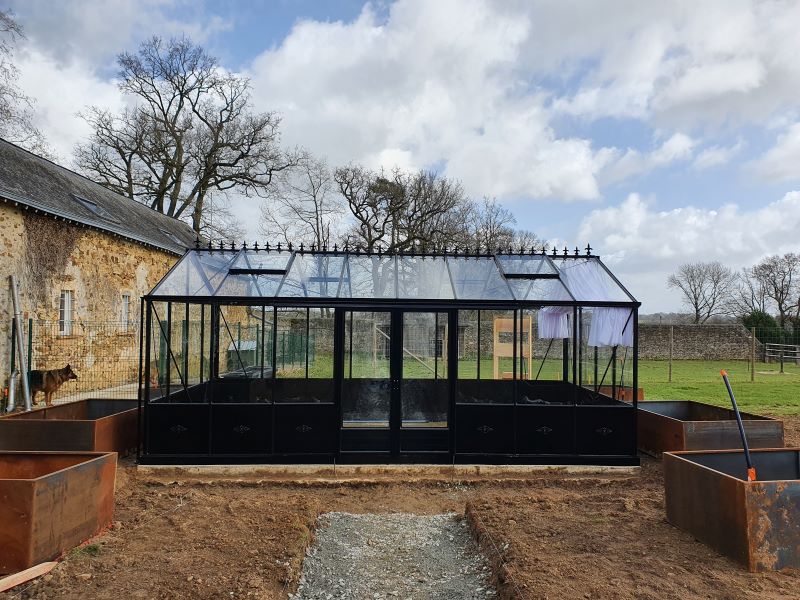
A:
[[751, 253, 800, 328], [334, 166, 470, 251], [0, 10, 50, 156], [260, 155, 345, 246], [76, 36, 297, 235], [728, 267, 770, 318], [667, 262, 736, 324], [469, 197, 544, 251]]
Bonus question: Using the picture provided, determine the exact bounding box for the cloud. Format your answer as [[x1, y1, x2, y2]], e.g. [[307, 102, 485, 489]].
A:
[[692, 140, 744, 170], [15, 50, 124, 162], [247, 1, 611, 202], [543, 0, 800, 129], [578, 191, 800, 311], [751, 123, 800, 182], [6, 0, 232, 66], [600, 133, 695, 186]]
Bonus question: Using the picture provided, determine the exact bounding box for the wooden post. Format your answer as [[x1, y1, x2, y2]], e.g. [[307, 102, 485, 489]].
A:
[[668, 325, 673, 383], [751, 327, 756, 382]]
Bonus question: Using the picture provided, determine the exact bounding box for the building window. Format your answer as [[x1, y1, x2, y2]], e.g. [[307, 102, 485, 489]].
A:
[[121, 293, 131, 332], [59, 290, 74, 336]]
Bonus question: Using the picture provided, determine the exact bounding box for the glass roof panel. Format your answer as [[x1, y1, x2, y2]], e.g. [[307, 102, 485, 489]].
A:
[[151, 251, 234, 296], [343, 255, 396, 298], [397, 256, 454, 299], [231, 250, 292, 271], [496, 254, 558, 276], [507, 277, 573, 302], [214, 272, 284, 297], [279, 254, 347, 297], [553, 257, 632, 302], [446, 256, 512, 300]]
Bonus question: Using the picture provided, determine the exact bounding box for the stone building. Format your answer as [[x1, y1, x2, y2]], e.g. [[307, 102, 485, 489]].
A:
[[0, 138, 196, 402]]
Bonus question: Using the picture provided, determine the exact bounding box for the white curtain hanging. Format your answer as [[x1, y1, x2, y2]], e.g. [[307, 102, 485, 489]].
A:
[[588, 308, 634, 347], [538, 307, 571, 339]]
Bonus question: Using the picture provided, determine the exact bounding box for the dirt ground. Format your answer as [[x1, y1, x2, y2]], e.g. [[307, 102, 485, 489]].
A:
[[3, 416, 799, 600]]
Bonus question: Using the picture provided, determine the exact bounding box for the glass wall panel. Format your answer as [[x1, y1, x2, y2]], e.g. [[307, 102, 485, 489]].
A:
[[342, 311, 391, 427], [217, 306, 265, 377], [456, 309, 515, 404], [274, 307, 335, 403], [148, 301, 169, 400], [519, 308, 564, 382], [401, 312, 448, 428]]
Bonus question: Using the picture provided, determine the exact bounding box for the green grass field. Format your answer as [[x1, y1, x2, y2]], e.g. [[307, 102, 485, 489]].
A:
[[640, 360, 800, 415]]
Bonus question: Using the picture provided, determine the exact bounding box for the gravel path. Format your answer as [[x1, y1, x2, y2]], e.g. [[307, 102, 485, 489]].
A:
[[290, 512, 497, 600]]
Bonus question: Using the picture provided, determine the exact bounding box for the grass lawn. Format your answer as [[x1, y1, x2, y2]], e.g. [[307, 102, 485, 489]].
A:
[[640, 359, 800, 415]]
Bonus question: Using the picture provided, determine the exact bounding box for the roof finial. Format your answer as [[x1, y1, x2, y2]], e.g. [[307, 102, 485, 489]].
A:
[[277, 242, 282, 252], [230, 240, 236, 250], [574, 246, 579, 256], [265, 241, 270, 251], [288, 242, 293, 251], [563, 246, 568, 256], [585, 243, 592, 256], [207, 240, 212, 250], [243, 241, 248, 250], [194, 237, 200, 249], [218, 240, 224, 250], [254, 241, 259, 250], [333, 243, 338, 253]]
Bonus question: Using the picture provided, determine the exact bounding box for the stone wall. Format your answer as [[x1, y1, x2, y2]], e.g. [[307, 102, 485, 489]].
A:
[[0, 204, 180, 400], [638, 324, 759, 360]]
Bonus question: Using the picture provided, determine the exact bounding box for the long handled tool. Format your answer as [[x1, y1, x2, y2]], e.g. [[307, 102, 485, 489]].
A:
[[720, 370, 757, 481]]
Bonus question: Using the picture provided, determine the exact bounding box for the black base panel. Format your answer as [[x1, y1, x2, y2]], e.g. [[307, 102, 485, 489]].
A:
[[138, 453, 640, 466]]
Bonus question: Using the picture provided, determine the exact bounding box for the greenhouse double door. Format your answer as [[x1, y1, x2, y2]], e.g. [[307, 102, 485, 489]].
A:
[[340, 310, 452, 458]]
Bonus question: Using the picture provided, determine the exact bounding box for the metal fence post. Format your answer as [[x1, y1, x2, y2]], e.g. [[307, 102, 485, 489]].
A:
[[27, 318, 33, 372], [668, 325, 673, 383], [751, 327, 756, 382]]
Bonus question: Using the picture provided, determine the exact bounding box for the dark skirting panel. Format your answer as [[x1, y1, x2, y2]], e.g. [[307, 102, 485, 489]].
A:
[[575, 404, 636, 456], [274, 403, 338, 454], [400, 428, 449, 453], [146, 403, 210, 455], [340, 428, 391, 452], [516, 405, 575, 454], [455, 404, 515, 454], [211, 404, 273, 454]]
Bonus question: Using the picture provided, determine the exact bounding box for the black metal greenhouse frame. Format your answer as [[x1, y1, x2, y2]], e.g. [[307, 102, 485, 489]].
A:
[[138, 243, 640, 466]]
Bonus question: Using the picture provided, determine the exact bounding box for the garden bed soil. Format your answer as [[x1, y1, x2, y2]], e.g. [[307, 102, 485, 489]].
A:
[[4, 415, 799, 600]]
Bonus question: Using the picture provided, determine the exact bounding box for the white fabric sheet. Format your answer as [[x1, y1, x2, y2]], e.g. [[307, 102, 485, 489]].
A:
[[588, 308, 634, 347], [537, 307, 571, 339]]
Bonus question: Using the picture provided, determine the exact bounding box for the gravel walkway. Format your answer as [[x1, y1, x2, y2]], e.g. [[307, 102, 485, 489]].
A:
[[290, 512, 497, 600]]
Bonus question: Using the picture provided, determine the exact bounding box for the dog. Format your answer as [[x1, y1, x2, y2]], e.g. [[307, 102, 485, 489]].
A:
[[29, 365, 78, 406]]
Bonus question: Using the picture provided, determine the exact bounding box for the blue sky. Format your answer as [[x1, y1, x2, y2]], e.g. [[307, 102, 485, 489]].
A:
[[6, 0, 800, 312]]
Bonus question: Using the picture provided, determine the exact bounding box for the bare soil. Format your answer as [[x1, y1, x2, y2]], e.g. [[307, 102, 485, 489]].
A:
[[3, 416, 799, 600]]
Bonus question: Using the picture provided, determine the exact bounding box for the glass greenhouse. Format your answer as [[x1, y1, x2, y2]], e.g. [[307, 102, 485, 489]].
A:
[[138, 245, 640, 465]]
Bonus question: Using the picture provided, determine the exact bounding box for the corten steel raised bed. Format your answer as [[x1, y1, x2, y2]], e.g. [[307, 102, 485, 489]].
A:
[[0, 400, 137, 455], [638, 400, 784, 455], [0, 451, 116, 574], [664, 449, 800, 572]]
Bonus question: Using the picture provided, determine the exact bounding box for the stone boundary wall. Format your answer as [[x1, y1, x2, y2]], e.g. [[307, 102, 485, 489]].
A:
[[638, 324, 760, 360]]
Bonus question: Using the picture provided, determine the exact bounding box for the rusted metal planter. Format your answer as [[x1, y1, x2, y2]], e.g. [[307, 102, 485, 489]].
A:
[[0, 451, 116, 574], [638, 401, 784, 455], [664, 449, 800, 572], [0, 400, 137, 455]]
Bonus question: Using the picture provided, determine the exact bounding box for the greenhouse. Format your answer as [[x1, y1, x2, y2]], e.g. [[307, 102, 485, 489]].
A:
[[138, 244, 640, 465]]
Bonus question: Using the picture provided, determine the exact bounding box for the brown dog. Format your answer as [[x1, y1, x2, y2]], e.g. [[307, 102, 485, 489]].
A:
[[29, 365, 78, 406]]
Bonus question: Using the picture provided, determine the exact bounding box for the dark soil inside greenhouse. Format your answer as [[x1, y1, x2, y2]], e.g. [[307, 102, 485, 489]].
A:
[[4, 416, 799, 600]]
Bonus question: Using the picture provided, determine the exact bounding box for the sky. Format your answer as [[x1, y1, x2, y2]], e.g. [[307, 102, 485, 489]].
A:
[[5, 0, 800, 313]]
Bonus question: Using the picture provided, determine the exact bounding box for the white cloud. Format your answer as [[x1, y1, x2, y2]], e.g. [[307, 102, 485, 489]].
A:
[[247, 1, 611, 201], [15, 50, 124, 162], [600, 133, 694, 186], [692, 141, 744, 170], [751, 123, 800, 182], [7, 0, 232, 66], [578, 192, 800, 311]]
